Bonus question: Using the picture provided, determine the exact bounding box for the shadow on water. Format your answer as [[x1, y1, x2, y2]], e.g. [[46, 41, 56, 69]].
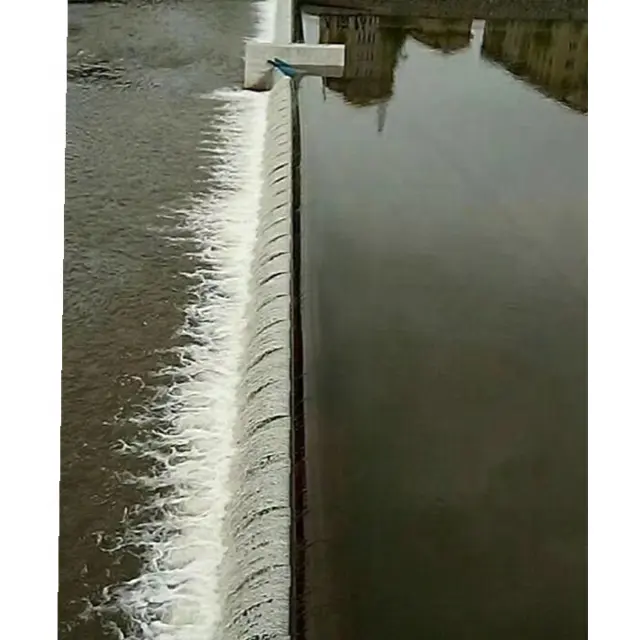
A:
[[298, 5, 586, 640]]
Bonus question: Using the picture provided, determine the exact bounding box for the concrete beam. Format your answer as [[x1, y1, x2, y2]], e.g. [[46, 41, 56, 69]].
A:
[[274, 0, 293, 43], [244, 42, 345, 91]]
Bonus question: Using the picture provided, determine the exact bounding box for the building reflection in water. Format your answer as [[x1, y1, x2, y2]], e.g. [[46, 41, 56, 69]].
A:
[[319, 15, 474, 127], [319, 14, 406, 129], [408, 18, 473, 54], [315, 11, 587, 115], [482, 20, 588, 112]]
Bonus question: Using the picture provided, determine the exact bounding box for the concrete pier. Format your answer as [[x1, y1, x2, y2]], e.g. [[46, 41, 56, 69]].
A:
[[244, 42, 345, 90]]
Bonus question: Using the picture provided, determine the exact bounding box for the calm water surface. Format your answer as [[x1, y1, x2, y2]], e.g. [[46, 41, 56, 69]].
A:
[[62, 1, 257, 637], [300, 14, 587, 640]]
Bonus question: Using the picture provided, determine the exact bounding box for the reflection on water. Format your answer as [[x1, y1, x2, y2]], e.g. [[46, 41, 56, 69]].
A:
[[302, 0, 587, 21], [317, 12, 587, 114], [320, 15, 405, 107], [300, 9, 587, 640], [482, 20, 587, 112], [409, 18, 473, 53]]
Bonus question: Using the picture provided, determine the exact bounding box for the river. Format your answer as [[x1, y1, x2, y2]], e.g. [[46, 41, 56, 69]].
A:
[[299, 12, 587, 640]]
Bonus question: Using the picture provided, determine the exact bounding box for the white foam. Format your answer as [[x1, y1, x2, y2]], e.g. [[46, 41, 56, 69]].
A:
[[106, 86, 268, 640], [97, 2, 288, 638]]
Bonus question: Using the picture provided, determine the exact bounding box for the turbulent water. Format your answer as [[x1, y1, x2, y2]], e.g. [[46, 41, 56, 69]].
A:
[[62, 1, 288, 638]]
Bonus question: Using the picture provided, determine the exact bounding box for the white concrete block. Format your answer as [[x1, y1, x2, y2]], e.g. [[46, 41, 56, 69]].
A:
[[273, 0, 293, 44], [244, 42, 345, 90]]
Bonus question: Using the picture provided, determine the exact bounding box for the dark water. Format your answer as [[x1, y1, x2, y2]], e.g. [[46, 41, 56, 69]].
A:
[[62, 2, 257, 637], [300, 14, 586, 640]]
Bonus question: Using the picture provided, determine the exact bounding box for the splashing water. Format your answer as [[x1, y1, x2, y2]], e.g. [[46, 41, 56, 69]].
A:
[[91, 1, 295, 638]]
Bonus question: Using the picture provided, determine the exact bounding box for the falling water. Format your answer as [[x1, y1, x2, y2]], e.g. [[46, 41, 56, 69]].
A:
[[218, 75, 293, 640], [94, 1, 296, 637]]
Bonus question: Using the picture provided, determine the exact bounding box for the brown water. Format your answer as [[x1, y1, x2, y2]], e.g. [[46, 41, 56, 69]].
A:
[[299, 13, 587, 640], [62, 2, 258, 637]]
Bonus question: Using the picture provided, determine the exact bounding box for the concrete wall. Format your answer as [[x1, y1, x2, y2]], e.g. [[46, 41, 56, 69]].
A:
[[302, 0, 588, 20]]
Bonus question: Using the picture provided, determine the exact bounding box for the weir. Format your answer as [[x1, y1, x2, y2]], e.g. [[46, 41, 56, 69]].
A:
[[106, 3, 308, 638], [223, 1, 344, 637], [219, 76, 294, 640], [219, 19, 296, 640]]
